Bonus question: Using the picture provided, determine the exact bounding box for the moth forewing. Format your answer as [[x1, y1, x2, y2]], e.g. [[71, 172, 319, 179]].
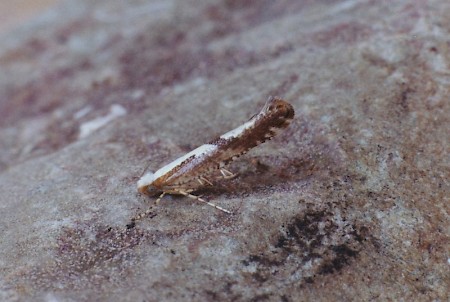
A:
[[137, 96, 294, 213]]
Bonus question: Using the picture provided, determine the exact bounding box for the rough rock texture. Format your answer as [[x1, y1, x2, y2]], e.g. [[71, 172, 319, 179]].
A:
[[1, 0, 449, 301], [0, 1, 59, 35]]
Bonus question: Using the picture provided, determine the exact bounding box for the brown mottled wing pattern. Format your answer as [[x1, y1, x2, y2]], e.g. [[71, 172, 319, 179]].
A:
[[138, 96, 294, 197], [162, 97, 294, 190], [212, 97, 294, 166]]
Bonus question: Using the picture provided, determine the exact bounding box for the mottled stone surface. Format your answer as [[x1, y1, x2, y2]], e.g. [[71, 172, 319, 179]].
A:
[[1, 0, 449, 301]]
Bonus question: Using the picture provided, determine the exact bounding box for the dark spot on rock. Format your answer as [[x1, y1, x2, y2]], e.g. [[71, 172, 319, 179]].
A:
[[126, 221, 136, 229], [242, 203, 368, 286], [318, 244, 358, 275]]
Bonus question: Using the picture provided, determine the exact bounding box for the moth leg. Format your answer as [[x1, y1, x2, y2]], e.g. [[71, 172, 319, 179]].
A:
[[220, 168, 238, 179], [176, 189, 232, 214], [155, 191, 166, 205], [199, 176, 214, 186]]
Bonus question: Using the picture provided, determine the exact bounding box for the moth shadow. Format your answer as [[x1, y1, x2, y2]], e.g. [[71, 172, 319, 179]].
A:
[[195, 154, 319, 199]]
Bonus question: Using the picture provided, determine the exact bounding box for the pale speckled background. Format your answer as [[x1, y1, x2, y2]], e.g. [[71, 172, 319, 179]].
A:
[[0, 0, 449, 301], [0, 1, 59, 34]]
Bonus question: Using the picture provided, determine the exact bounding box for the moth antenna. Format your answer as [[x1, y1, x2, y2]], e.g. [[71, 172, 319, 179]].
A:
[[139, 160, 153, 178], [128, 205, 156, 227], [176, 189, 232, 214], [129, 191, 166, 227]]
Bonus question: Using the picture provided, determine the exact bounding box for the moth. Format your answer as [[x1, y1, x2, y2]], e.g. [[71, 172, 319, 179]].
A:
[[137, 96, 294, 214]]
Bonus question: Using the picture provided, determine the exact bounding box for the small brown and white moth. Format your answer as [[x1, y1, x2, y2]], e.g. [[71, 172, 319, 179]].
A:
[[137, 96, 294, 214]]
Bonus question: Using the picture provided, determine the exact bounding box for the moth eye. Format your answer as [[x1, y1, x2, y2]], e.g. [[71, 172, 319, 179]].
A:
[[145, 185, 160, 196]]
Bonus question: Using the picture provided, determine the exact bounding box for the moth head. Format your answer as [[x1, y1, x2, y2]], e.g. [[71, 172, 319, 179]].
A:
[[137, 172, 161, 196]]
